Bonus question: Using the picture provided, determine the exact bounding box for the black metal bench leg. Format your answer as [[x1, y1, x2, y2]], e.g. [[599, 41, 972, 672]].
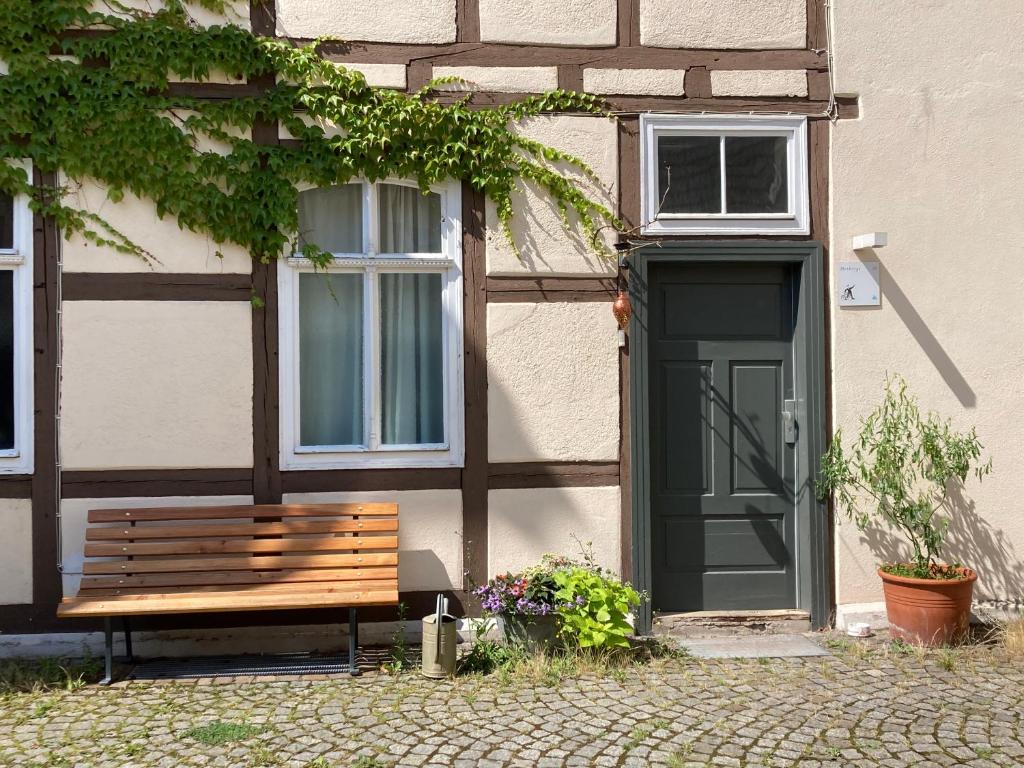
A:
[[123, 617, 134, 664], [349, 607, 361, 676], [100, 617, 113, 686]]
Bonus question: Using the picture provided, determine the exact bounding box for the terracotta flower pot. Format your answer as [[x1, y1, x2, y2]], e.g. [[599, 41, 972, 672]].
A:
[[879, 566, 976, 646]]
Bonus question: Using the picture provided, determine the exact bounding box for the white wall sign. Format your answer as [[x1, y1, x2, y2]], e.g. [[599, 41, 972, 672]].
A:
[[837, 261, 880, 307]]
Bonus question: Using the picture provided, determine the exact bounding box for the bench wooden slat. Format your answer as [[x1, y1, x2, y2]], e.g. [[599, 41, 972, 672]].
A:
[[84, 534, 399, 558], [86, 518, 398, 541], [77, 567, 398, 591], [57, 587, 400, 617], [78, 578, 397, 597], [82, 552, 398, 575], [88, 503, 397, 523]]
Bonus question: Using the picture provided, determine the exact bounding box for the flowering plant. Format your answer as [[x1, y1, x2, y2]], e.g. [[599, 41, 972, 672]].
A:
[[474, 568, 582, 616]]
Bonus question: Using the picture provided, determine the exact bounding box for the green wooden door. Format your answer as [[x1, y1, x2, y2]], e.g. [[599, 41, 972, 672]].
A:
[[648, 262, 799, 612]]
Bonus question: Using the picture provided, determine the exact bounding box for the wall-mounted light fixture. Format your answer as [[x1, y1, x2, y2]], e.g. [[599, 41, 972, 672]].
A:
[[852, 232, 888, 251]]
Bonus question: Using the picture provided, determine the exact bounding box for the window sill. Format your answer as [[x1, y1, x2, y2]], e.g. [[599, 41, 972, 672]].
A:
[[642, 218, 809, 237], [280, 453, 465, 471]]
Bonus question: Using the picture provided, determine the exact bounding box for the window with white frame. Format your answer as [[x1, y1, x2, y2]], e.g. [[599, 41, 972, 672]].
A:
[[279, 179, 463, 470], [640, 115, 809, 235], [0, 167, 34, 474]]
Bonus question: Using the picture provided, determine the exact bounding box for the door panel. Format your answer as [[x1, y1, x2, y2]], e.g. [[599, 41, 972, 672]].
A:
[[650, 262, 797, 613]]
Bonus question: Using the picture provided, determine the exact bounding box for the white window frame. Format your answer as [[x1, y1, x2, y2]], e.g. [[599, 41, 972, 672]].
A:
[[279, 178, 464, 470], [640, 114, 809, 236], [0, 161, 34, 474]]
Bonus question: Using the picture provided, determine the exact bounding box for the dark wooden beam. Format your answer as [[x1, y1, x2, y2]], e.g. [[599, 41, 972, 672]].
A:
[[62, 273, 252, 302], [488, 462, 620, 489], [280, 468, 462, 494], [461, 182, 489, 592], [62, 469, 254, 499]]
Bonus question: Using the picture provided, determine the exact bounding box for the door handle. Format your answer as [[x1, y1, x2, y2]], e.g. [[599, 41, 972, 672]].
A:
[[782, 399, 798, 444]]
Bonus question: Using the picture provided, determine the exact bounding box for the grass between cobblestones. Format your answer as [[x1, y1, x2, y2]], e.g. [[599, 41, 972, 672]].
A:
[[1, 632, 1023, 767]]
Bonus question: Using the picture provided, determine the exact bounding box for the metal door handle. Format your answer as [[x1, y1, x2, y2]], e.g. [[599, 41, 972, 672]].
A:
[[782, 399, 798, 444]]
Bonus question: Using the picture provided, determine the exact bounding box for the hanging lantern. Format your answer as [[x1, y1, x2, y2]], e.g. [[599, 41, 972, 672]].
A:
[[612, 289, 632, 330]]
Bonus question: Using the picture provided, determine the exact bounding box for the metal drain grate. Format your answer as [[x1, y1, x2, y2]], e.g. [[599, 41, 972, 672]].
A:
[[127, 652, 359, 680]]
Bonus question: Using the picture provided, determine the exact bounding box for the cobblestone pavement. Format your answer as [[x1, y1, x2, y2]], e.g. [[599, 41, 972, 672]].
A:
[[2, 635, 1023, 767]]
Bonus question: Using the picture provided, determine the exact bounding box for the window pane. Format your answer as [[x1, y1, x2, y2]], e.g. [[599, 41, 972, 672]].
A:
[[379, 184, 442, 253], [299, 273, 364, 446], [380, 273, 444, 445], [297, 184, 363, 254], [0, 272, 13, 450], [657, 135, 721, 214], [725, 136, 789, 214], [0, 192, 13, 250]]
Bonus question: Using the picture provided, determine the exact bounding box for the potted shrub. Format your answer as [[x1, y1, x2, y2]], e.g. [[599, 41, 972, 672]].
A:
[[818, 377, 992, 645]]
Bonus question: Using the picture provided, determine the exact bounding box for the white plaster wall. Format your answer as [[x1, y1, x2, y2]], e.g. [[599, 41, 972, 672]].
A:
[[488, 303, 619, 463], [89, 1, 250, 29], [0, 499, 33, 604], [61, 180, 252, 274], [710, 70, 808, 97], [831, 0, 1024, 604], [59, 495, 255, 596], [639, 0, 806, 49], [433, 66, 559, 94], [283, 490, 463, 592], [583, 68, 687, 96], [276, 0, 456, 43], [61, 301, 254, 470], [486, 115, 618, 276], [478, 0, 616, 47], [336, 63, 408, 89], [488, 486, 621, 577]]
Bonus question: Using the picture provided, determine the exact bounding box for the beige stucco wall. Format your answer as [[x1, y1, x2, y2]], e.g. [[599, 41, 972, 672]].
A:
[[0, 499, 33, 604], [283, 490, 463, 592], [62, 180, 252, 273], [478, 0, 616, 47], [89, 1, 250, 29], [486, 115, 618, 276], [61, 301, 254, 470], [710, 70, 808, 97], [831, 0, 1024, 605], [639, 0, 806, 49], [488, 486, 621, 577], [276, 0, 456, 43], [59, 495, 255, 596], [433, 66, 559, 94], [488, 302, 619, 463], [583, 68, 687, 96], [337, 63, 408, 89]]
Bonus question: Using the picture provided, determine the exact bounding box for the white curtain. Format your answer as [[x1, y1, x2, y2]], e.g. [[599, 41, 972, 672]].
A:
[[299, 273, 363, 446], [379, 184, 441, 253], [379, 273, 444, 445], [297, 184, 363, 253]]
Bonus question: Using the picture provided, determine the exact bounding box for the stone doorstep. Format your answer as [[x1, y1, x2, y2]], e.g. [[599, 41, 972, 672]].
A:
[[653, 609, 812, 639]]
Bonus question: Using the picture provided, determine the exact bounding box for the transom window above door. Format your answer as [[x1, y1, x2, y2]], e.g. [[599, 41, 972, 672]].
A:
[[279, 180, 464, 470], [640, 115, 809, 235]]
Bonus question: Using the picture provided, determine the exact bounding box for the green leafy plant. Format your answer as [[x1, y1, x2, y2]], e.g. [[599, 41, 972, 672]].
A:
[[553, 563, 642, 650], [456, 637, 526, 675], [818, 376, 992, 579], [182, 721, 264, 745], [2, 0, 619, 268]]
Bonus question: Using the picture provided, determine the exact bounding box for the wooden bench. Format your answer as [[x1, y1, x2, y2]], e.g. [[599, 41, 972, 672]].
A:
[[57, 503, 399, 683]]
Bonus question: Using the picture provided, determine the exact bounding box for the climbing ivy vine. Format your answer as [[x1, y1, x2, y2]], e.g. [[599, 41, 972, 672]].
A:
[[0, 0, 618, 267]]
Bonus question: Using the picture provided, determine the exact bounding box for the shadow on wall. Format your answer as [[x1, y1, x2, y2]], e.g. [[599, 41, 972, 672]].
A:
[[854, 249, 976, 408], [856, 485, 1024, 605]]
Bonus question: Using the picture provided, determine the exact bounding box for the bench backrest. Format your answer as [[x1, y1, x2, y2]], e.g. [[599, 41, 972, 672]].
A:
[[78, 503, 398, 597]]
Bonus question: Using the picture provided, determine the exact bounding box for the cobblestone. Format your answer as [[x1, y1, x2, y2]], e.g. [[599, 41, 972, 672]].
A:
[[1, 637, 1023, 766]]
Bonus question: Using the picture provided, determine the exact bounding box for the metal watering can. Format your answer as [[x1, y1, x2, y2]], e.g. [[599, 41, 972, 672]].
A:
[[421, 594, 457, 678]]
